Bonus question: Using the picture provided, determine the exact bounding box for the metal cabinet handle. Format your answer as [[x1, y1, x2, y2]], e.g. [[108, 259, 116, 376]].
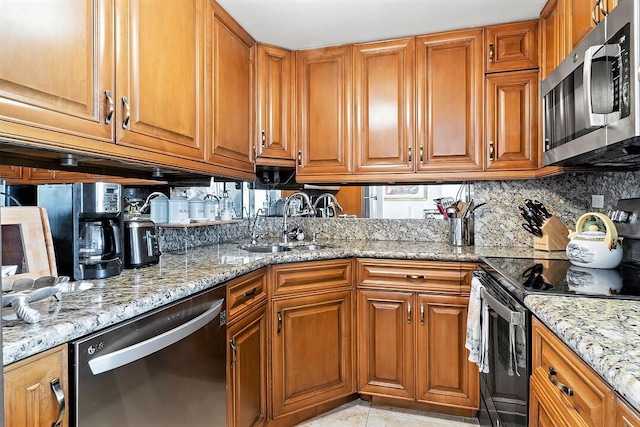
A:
[[489, 43, 494, 63], [104, 90, 114, 124], [261, 130, 266, 147], [420, 303, 425, 325], [405, 275, 426, 280], [408, 146, 412, 163], [121, 96, 131, 129], [50, 378, 65, 427], [592, 1, 600, 24], [548, 367, 574, 396], [297, 151, 302, 167], [489, 141, 495, 161], [88, 299, 224, 374], [407, 302, 412, 324], [419, 146, 424, 163], [277, 311, 282, 334], [229, 339, 237, 367], [242, 288, 257, 298]]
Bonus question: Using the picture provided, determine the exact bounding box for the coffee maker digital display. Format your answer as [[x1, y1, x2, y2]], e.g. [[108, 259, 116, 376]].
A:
[[38, 183, 124, 280]]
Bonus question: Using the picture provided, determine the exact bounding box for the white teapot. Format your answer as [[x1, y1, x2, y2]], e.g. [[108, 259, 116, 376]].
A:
[[566, 212, 623, 269]]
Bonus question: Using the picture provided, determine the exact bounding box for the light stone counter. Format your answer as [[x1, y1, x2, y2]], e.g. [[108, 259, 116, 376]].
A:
[[3, 240, 535, 366], [525, 295, 640, 413]]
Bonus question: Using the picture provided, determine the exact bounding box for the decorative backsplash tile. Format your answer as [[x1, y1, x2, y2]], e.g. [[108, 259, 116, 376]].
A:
[[158, 171, 640, 251]]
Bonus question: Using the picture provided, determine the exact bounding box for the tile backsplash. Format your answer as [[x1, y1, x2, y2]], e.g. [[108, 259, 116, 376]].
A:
[[158, 170, 640, 251]]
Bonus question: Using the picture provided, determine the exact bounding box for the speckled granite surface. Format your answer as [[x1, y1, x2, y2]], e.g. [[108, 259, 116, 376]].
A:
[[525, 295, 640, 412], [2, 241, 533, 366]]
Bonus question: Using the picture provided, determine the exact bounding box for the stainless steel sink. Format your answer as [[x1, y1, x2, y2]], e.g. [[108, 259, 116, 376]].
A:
[[238, 243, 292, 253], [289, 243, 330, 251]]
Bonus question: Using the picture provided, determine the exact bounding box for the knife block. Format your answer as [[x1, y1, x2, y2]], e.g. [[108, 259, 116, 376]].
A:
[[533, 215, 570, 251]]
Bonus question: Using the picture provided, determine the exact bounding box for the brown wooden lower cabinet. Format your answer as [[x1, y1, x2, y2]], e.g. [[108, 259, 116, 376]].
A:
[[227, 303, 268, 427], [530, 317, 640, 427], [4, 344, 68, 427], [268, 259, 355, 425], [356, 259, 479, 417]]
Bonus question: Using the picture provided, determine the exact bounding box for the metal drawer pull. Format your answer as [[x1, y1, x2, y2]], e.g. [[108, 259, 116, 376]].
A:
[[405, 275, 426, 280], [50, 378, 65, 427], [297, 151, 302, 167], [121, 96, 130, 129], [489, 43, 494, 63], [242, 288, 257, 298], [489, 141, 495, 161], [407, 302, 412, 324], [420, 303, 425, 325], [88, 299, 223, 375], [548, 367, 574, 396], [229, 339, 237, 367], [408, 146, 412, 163], [277, 311, 282, 334], [261, 130, 266, 147], [104, 90, 114, 124]]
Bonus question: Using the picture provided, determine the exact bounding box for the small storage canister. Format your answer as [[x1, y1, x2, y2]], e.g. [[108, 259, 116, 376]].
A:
[[203, 196, 219, 221], [188, 196, 204, 219], [149, 193, 169, 224], [168, 196, 189, 223]]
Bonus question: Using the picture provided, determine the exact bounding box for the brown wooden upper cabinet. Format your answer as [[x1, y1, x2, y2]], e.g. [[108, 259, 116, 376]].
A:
[[208, 3, 256, 173], [115, 0, 207, 161], [0, 0, 114, 144], [566, 0, 618, 52], [353, 38, 415, 175], [485, 20, 539, 73], [296, 46, 353, 176], [416, 28, 484, 172], [255, 44, 296, 166], [540, 0, 564, 80]]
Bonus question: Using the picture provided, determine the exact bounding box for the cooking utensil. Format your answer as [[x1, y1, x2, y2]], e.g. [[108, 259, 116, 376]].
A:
[[522, 223, 543, 237], [566, 212, 623, 269], [532, 200, 552, 218], [519, 205, 542, 227]]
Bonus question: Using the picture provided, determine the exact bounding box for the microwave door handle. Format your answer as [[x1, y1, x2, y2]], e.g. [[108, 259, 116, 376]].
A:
[[583, 44, 623, 128], [583, 44, 606, 129], [480, 288, 524, 327], [88, 298, 224, 375]]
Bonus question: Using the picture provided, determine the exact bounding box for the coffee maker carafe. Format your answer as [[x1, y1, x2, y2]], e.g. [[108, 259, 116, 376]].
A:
[[38, 182, 124, 280]]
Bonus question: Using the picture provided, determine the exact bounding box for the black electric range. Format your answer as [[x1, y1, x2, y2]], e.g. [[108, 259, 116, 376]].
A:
[[481, 256, 640, 304]]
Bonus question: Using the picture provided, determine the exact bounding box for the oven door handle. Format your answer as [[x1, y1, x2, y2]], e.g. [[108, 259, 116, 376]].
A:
[[480, 288, 525, 327], [88, 298, 224, 375]]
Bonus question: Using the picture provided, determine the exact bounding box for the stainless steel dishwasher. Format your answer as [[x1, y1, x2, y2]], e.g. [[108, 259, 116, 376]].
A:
[[70, 285, 226, 427]]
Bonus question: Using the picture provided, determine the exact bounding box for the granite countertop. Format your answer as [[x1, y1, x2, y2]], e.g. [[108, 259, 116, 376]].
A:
[[525, 295, 640, 413], [3, 240, 533, 366]]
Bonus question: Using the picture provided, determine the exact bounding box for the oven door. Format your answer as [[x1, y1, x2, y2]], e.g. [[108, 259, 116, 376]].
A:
[[477, 273, 530, 427]]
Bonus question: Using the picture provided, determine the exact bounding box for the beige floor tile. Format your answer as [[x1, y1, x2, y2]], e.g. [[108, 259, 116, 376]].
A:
[[295, 400, 370, 427], [367, 407, 468, 427]]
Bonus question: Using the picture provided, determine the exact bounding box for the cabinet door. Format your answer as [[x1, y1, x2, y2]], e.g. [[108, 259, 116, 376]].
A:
[[296, 46, 353, 176], [566, 0, 608, 51], [530, 374, 573, 427], [353, 38, 415, 174], [416, 294, 479, 409], [227, 305, 267, 427], [485, 21, 539, 73], [0, 1, 113, 143], [540, 0, 565, 80], [416, 29, 483, 172], [209, 4, 255, 173], [272, 289, 354, 417], [256, 44, 295, 165], [485, 70, 539, 170], [4, 345, 68, 427], [115, 0, 206, 161], [357, 289, 414, 399], [617, 398, 640, 427], [28, 168, 91, 182], [0, 165, 25, 183]]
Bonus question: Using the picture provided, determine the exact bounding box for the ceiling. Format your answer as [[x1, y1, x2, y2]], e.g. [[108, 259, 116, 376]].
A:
[[216, 0, 548, 50]]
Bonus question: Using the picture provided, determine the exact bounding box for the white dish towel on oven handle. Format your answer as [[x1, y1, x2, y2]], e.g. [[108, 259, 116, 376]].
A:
[[465, 276, 489, 373]]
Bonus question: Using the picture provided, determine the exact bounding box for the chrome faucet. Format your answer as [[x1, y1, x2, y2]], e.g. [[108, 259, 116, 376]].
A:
[[249, 208, 265, 244], [312, 193, 344, 218], [282, 192, 314, 244]]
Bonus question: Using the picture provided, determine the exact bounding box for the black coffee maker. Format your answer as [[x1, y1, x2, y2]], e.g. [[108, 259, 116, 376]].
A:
[[38, 182, 124, 280]]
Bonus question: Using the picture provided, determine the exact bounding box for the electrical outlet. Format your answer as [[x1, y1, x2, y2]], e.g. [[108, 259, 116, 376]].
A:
[[592, 194, 604, 209]]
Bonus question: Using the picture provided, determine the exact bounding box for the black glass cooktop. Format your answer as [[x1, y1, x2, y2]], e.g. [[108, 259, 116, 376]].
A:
[[481, 256, 640, 303]]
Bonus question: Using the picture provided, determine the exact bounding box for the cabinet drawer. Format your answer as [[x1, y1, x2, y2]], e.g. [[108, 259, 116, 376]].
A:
[[531, 318, 615, 427], [226, 268, 267, 321], [357, 259, 461, 294], [271, 259, 352, 297], [617, 397, 640, 427]]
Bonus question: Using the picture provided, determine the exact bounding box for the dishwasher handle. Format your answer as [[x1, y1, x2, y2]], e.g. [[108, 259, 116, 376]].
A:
[[88, 298, 224, 375], [480, 287, 525, 327]]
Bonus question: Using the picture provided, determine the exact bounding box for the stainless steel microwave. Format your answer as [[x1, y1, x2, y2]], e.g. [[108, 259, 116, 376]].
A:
[[542, 0, 640, 167]]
